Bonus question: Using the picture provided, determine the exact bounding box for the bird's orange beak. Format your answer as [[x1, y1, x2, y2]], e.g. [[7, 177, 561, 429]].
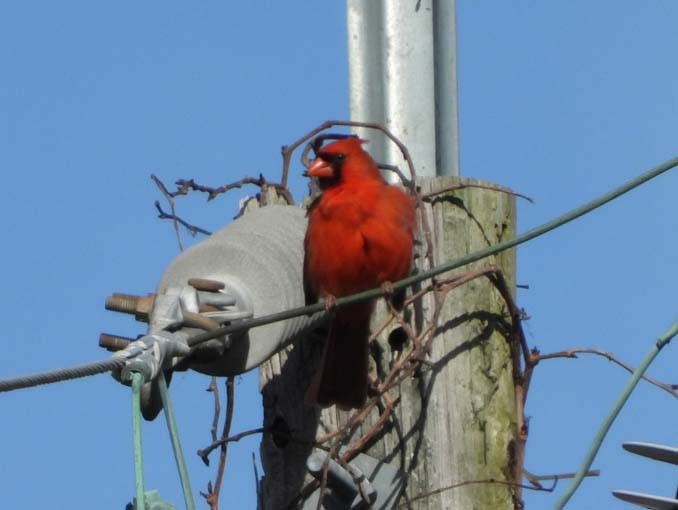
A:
[[307, 157, 334, 178]]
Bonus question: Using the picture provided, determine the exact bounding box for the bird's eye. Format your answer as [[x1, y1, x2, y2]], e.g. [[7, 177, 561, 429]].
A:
[[317, 151, 345, 164]]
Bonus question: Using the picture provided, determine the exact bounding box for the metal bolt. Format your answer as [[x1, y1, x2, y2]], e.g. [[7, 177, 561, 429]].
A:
[[183, 311, 220, 331], [99, 333, 134, 352], [134, 294, 155, 321], [105, 293, 155, 322], [105, 293, 140, 314], [188, 278, 225, 292]]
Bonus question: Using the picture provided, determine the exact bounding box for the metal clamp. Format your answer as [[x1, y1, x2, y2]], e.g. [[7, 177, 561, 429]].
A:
[[113, 331, 191, 385], [304, 449, 403, 510], [103, 278, 253, 367], [149, 283, 250, 333]]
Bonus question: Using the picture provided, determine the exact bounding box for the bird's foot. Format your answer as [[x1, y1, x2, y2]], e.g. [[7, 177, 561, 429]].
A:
[[323, 294, 337, 313], [380, 281, 395, 299], [381, 280, 406, 312]]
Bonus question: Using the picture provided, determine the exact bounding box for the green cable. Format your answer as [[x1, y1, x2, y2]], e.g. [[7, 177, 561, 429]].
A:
[[158, 371, 196, 510], [553, 319, 678, 509], [131, 372, 146, 510]]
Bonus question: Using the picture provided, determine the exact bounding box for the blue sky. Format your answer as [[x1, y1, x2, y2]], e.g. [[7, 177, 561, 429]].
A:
[[1, 2, 677, 509]]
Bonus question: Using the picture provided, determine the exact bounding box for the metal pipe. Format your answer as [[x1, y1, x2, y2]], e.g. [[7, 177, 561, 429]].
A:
[[433, 0, 461, 176], [346, 0, 461, 179], [383, 0, 437, 179], [347, 0, 386, 164]]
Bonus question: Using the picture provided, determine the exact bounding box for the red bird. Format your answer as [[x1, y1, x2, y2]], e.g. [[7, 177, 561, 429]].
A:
[[303, 137, 416, 409]]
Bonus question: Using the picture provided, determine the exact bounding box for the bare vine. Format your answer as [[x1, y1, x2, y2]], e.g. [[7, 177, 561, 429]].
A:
[[200, 377, 235, 510]]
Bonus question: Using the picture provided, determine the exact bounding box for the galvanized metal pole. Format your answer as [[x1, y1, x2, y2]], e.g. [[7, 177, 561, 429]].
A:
[[346, 0, 460, 178], [433, 0, 461, 176], [382, 1, 437, 178], [347, 0, 386, 164]]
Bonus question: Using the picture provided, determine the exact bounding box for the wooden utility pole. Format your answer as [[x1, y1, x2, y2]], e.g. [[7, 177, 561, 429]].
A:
[[396, 176, 518, 509], [258, 178, 518, 509]]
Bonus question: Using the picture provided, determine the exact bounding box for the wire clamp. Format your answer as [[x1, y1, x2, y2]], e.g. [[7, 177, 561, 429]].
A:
[[113, 331, 191, 385]]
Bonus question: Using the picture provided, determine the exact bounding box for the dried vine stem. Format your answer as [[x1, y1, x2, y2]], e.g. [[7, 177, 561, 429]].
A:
[[172, 175, 295, 205], [531, 347, 678, 398], [154, 200, 212, 237], [206, 377, 220, 456], [199, 428, 266, 463], [151, 172, 294, 243], [314, 443, 340, 510], [523, 468, 600, 490], [420, 182, 534, 204], [152, 174, 190, 249], [281, 120, 418, 189], [200, 377, 235, 510], [401, 477, 559, 507]]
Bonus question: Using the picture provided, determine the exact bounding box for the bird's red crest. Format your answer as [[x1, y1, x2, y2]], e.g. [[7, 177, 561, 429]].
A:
[[316, 137, 366, 156]]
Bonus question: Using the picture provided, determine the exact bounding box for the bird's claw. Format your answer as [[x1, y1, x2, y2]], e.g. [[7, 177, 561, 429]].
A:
[[380, 281, 395, 299], [323, 294, 337, 313]]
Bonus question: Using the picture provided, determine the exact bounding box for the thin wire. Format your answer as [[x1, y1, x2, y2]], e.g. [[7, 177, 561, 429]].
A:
[[553, 319, 678, 509], [187, 155, 678, 348], [131, 372, 146, 510], [158, 371, 196, 510]]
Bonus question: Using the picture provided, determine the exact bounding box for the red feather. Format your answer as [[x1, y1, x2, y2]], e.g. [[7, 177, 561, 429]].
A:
[[303, 138, 416, 409]]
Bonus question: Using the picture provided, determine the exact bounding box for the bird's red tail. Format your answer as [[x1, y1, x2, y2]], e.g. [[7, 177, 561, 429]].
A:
[[307, 303, 373, 409]]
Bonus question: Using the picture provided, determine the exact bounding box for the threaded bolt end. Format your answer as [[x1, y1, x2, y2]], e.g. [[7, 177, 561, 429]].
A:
[[99, 333, 134, 352], [105, 293, 140, 314]]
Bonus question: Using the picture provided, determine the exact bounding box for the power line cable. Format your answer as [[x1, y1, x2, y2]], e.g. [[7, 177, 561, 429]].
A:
[[0, 357, 126, 393]]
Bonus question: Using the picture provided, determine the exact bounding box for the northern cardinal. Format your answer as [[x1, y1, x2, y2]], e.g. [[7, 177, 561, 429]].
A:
[[303, 137, 416, 409]]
